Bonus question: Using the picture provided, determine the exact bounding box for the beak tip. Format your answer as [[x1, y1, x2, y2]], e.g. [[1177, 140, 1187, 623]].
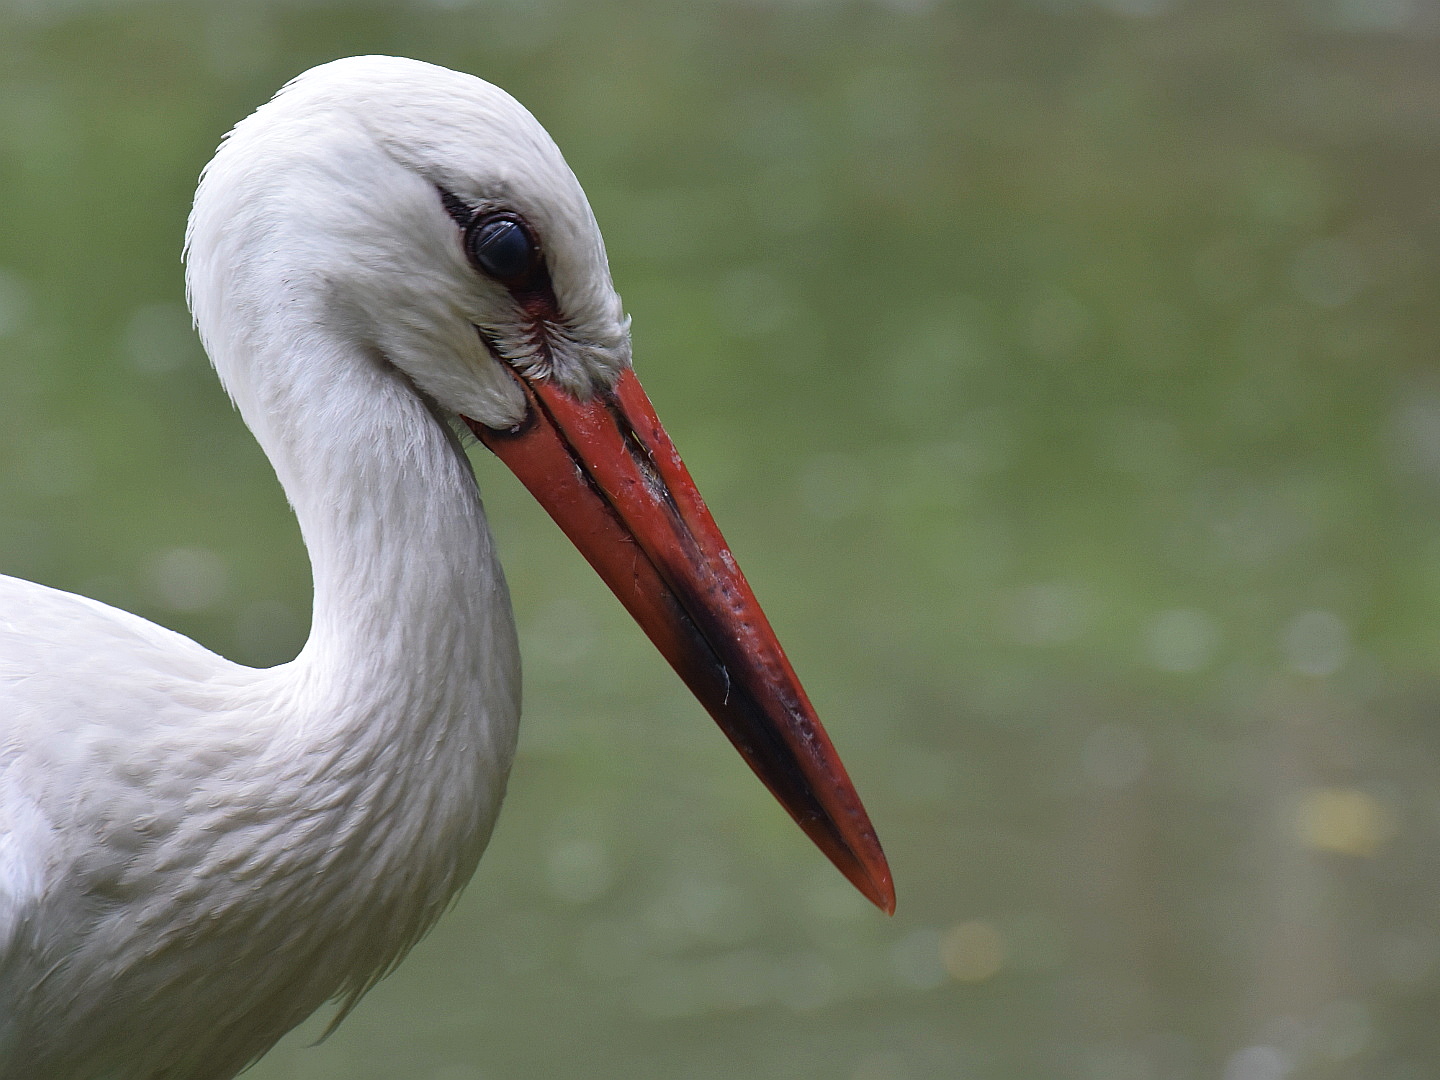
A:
[[827, 831, 895, 915], [859, 860, 897, 916], [864, 882, 897, 917]]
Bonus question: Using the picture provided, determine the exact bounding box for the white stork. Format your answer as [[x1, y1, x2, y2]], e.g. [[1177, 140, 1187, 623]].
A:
[[0, 56, 892, 1080]]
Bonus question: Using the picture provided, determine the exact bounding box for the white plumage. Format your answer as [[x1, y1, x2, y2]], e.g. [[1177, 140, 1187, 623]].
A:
[[0, 56, 891, 1080]]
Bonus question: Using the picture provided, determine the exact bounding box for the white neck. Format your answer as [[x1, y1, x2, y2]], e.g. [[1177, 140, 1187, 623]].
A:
[[182, 118, 526, 892], [240, 318, 520, 767], [189, 306, 523, 949]]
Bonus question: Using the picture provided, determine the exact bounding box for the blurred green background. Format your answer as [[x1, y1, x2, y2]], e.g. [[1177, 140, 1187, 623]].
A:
[[2, 0, 1438, 1077]]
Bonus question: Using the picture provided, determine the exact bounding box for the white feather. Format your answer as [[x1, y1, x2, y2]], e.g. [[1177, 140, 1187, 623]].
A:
[[0, 56, 631, 1080]]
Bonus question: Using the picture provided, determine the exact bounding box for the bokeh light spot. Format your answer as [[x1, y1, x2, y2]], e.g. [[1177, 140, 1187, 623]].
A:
[[1293, 787, 1392, 857], [940, 920, 1006, 982]]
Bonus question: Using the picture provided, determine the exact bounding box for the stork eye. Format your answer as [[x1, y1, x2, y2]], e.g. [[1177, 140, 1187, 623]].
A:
[[465, 214, 539, 285]]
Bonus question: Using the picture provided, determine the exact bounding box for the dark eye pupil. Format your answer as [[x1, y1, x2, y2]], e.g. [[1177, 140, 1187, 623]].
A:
[[467, 217, 536, 284]]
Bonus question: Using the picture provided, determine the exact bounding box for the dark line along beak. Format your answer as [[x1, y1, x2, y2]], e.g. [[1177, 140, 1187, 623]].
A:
[[464, 367, 894, 914]]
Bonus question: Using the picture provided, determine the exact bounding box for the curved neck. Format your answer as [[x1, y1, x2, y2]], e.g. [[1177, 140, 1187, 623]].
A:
[[227, 321, 520, 755]]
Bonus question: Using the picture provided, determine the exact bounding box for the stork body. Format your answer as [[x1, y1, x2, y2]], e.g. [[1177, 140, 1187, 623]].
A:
[[0, 58, 890, 1080]]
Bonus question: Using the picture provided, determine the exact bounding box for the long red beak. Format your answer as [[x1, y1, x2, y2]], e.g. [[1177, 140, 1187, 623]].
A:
[[465, 367, 894, 914]]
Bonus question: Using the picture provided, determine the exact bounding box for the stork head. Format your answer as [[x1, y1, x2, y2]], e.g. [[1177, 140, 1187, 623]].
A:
[[187, 55, 632, 429], [185, 56, 894, 914]]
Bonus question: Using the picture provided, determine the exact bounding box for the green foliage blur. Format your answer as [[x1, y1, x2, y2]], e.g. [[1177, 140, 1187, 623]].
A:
[[3, 1, 1439, 1077]]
